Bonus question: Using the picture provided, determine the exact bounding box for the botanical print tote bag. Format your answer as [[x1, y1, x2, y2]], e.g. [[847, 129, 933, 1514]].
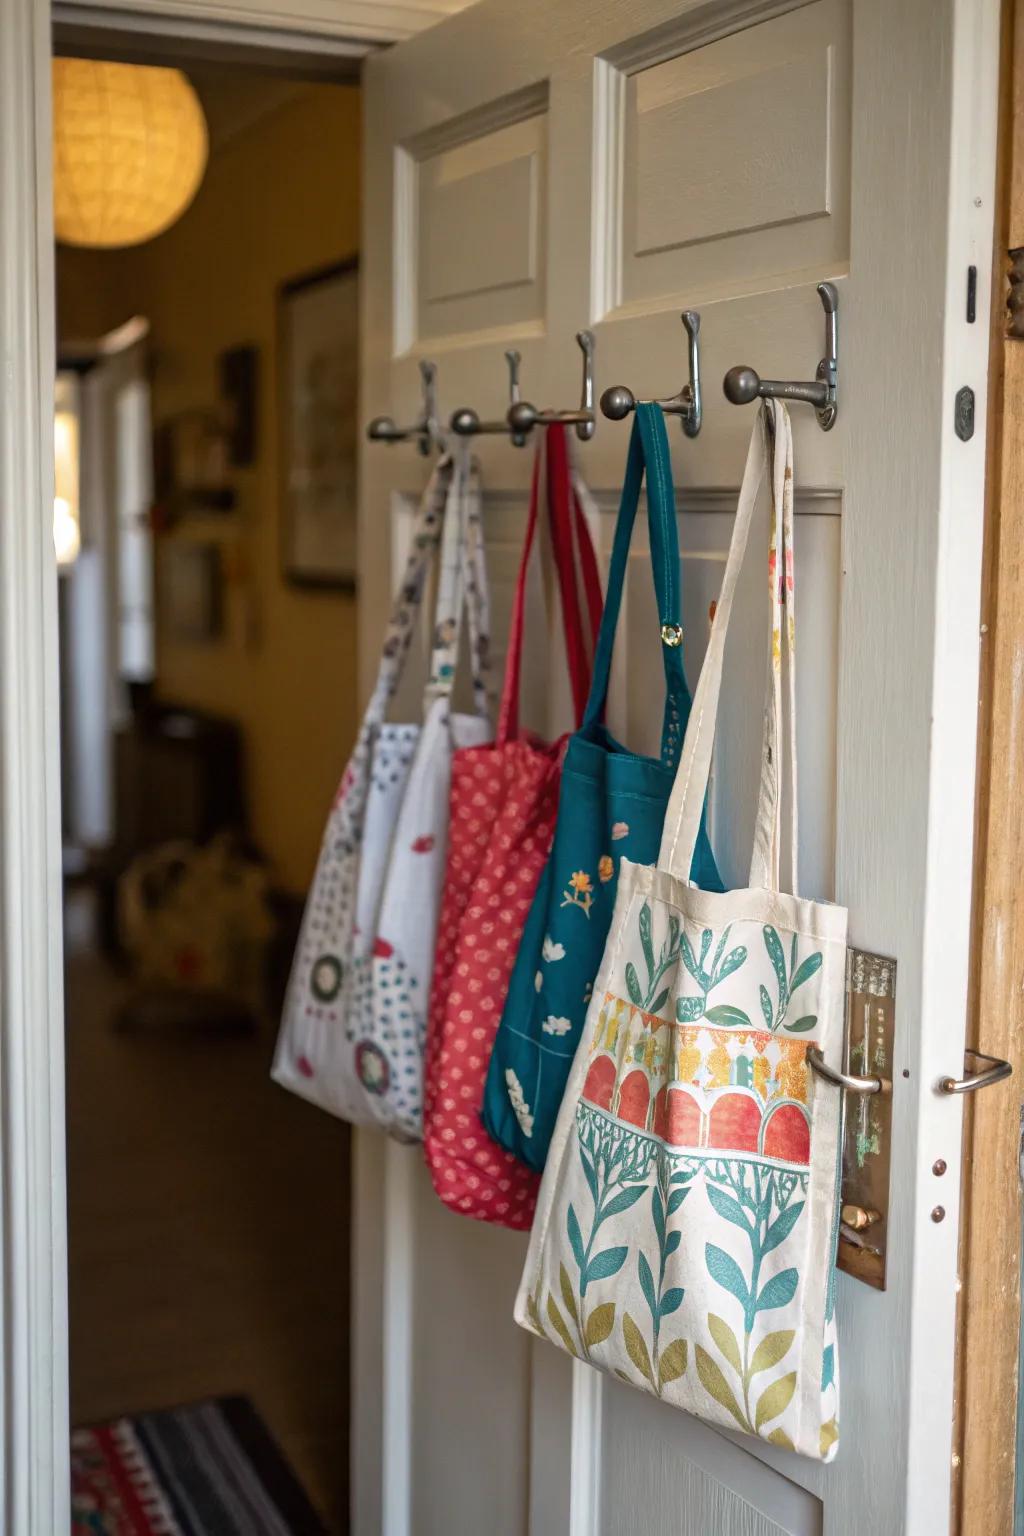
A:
[[272, 451, 487, 1131], [515, 402, 846, 1462], [422, 424, 602, 1227], [482, 404, 722, 1176]]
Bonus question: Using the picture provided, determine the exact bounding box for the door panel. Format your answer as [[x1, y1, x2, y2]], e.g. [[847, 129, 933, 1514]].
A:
[[358, 0, 999, 1532], [614, 1, 851, 314], [602, 1381, 823, 1536]]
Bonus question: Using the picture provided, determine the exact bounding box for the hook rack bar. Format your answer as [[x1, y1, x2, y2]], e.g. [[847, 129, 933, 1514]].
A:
[[599, 311, 703, 437], [723, 282, 839, 431], [450, 351, 529, 446], [506, 331, 596, 442], [367, 360, 441, 455]]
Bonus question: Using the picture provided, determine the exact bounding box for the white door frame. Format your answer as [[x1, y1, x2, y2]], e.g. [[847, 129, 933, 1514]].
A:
[[2, 3, 67, 1530], [1, 3, 437, 1530]]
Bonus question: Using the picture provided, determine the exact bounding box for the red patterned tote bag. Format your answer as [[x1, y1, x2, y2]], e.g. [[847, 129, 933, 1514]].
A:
[[273, 451, 488, 1132], [423, 425, 602, 1227], [516, 402, 846, 1461]]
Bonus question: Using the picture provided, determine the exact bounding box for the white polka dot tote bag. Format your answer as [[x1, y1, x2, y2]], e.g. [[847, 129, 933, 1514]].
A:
[[273, 448, 491, 1135], [515, 402, 846, 1462]]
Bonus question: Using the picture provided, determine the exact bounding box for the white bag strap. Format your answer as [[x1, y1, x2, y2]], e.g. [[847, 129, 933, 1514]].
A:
[[425, 443, 492, 719], [460, 454, 493, 720], [365, 453, 453, 729], [749, 401, 798, 893], [659, 400, 797, 893]]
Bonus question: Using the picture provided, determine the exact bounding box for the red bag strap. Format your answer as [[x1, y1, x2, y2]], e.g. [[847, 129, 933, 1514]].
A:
[[546, 425, 603, 721], [497, 427, 604, 744]]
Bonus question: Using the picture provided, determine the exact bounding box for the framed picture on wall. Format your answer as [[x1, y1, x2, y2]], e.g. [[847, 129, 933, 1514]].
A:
[[278, 257, 359, 590]]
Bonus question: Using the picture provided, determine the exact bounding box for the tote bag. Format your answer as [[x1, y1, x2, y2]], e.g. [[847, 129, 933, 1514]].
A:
[[483, 403, 722, 1175], [515, 401, 846, 1463], [364, 451, 492, 1136], [272, 450, 489, 1134], [422, 424, 603, 1228]]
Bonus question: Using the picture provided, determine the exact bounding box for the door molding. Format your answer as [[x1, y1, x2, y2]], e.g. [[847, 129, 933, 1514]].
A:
[[0, 1, 69, 1531]]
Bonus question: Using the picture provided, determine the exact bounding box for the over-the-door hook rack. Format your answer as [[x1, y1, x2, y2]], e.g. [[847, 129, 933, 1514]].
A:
[[506, 331, 596, 442], [599, 310, 703, 437], [723, 281, 839, 431], [367, 360, 442, 454], [450, 350, 530, 446]]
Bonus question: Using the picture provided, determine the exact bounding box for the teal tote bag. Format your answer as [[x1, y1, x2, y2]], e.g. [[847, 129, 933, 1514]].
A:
[[482, 403, 722, 1173]]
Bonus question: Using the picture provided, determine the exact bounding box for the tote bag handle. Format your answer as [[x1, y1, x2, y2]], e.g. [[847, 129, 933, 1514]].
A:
[[497, 425, 604, 745], [424, 444, 492, 720], [659, 399, 798, 893], [579, 402, 690, 767], [365, 453, 454, 731]]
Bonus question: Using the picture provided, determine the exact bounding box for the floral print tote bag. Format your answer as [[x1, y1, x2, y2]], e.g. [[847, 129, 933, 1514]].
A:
[[515, 402, 847, 1463], [362, 452, 493, 1137], [272, 450, 488, 1132], [482, 404, 722, 1176], [422, 425, 602, 1227]]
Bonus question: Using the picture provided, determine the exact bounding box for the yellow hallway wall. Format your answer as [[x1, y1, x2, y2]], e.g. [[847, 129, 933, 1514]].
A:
[[58, 82, 362, 895]]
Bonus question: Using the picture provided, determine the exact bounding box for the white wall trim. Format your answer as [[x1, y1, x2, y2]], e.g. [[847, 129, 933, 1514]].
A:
[[52, 0, 472, 45], [568, 1362, 603, 1536], [0, 1, 70, 1531]]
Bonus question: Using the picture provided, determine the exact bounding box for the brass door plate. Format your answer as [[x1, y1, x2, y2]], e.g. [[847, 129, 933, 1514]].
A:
[[836, 949, 896, 1290]]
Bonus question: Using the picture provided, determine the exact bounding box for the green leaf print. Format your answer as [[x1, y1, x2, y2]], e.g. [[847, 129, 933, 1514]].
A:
[[760, 926, 823, 1032], [639, 903, 655, 982], [546, 1295, 578, 1358], [567, 1205, 586, 1272], [707, 1313, 742, 1374], [625, 963, 643, 1008], [700, 1163, 807, 1437], [623, 1313, 656, 1388], [585, 1303, 616, 1348], [669, 919, 751, 1025], [750, 1330, 795, 1377], [696, 1345, 748, 1431], [585, 1246, 628, 1287], [756, 1269, 799, 1314], [658, 1338, 688, 1388], [705, 1244, 750, 1313], [704, 1004, 753, 1029], [755, 1372, 797, 1431]]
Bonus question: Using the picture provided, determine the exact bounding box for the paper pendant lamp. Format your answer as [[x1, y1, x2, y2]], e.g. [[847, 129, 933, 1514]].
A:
[[53, 58, 208, 249]]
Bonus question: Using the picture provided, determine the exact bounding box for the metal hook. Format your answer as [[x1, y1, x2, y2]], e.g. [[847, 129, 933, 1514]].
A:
[[723, 282, 839, 431], [599, 311, 703, 437], [367, 359, 443, 455], [506, 331, 596, 442], [450, 351, 530, 446]]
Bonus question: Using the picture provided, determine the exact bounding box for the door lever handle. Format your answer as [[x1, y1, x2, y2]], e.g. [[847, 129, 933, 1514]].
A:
[[938, 1048, 1013, 1095]]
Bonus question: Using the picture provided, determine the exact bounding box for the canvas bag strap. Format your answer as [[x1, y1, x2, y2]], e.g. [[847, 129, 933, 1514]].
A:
[[365, 452, 453, 728], [749, 400, 799, 893], [580, 403, 688, 765], [545, 425, 604, 722], [497, 427, 605, 744], [658, 405, 777, 881], [458, 453, 493, 720], [424, 442, 491, 718]]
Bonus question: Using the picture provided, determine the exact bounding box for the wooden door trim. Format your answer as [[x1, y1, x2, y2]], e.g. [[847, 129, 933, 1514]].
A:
[[956, 2, 1024, 1529]]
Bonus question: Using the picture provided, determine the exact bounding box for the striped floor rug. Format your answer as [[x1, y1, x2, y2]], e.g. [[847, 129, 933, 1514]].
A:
[[70, 1396, 327, 1536]]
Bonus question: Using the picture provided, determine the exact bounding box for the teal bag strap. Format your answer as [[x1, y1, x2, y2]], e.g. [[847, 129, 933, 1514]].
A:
[[580, 402, 689, 765]]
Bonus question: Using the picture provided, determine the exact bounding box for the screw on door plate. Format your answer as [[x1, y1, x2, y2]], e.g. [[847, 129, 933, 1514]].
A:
[[955, 386, 975, 441]]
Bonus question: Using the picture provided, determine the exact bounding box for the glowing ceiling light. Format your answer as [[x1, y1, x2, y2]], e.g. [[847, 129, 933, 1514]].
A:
[[53, 58, 208, 249]]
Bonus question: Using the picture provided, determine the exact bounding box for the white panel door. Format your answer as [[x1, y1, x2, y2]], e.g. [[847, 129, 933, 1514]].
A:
[[356, 1, 999, 1532]]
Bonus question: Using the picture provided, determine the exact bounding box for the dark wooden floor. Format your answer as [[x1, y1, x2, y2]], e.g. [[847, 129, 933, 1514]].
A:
[[64, 892, 351, 1531]]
